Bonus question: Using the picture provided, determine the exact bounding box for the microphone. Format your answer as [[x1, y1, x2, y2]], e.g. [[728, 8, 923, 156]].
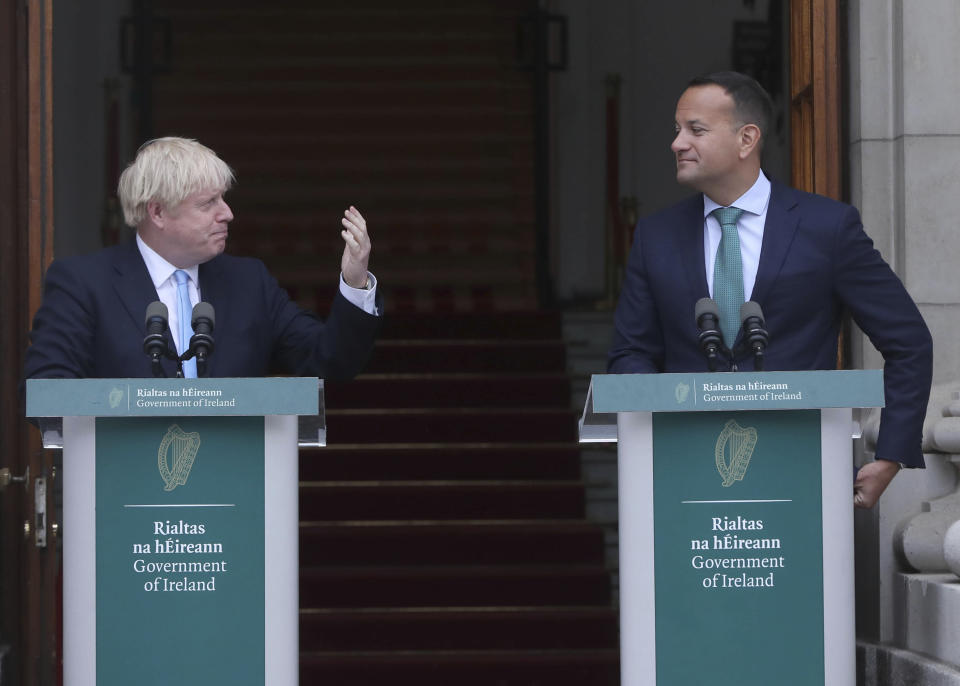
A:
[[739, 301, 770, 371], [189, 302, 216, 376], [143, 302, 170, 378], [695, 297, 724, 371]]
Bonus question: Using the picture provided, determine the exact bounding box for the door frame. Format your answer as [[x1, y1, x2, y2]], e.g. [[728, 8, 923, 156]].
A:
[[0, 0, 57, 684]]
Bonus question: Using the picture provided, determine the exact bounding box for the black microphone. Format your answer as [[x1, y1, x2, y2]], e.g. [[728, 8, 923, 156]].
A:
[[695, 297, 724, 371], [143, 302, 170, 378], [189, 302, 215, 376], [740, 301, 769, 371]]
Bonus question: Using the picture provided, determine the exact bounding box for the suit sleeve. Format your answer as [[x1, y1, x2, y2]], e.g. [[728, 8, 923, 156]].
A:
[[260, 262, 382, 380], [23, 259, 97, 380], [832, 205, 932, 467], [608, 220, 665, 374]]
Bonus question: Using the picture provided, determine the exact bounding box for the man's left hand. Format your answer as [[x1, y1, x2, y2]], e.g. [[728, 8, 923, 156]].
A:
[[341, 205, 371, 289], [854, 459, 901, 509]]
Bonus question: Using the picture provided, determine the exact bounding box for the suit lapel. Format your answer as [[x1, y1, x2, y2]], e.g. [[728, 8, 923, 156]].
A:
[[751, 181, 800, 305], [112, 240, 161, 331], [677, 195, 710, 298], [197, 257, 227, 376]]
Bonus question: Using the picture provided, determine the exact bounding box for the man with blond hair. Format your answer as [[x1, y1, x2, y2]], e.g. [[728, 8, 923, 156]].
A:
[[24, 137, 380, 380]]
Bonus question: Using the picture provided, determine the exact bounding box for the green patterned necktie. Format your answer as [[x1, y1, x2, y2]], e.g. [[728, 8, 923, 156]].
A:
[[711, 206, 746, 348]]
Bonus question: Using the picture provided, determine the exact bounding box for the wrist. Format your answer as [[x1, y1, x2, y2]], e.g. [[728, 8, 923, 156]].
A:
[[344, 273, 370, 290]]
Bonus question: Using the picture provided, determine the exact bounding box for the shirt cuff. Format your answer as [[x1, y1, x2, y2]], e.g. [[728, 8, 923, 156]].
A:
[[339, 272, 380, 316]]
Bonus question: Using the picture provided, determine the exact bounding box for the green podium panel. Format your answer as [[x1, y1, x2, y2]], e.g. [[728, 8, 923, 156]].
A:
[[653, 410, 824, 685], [96, 416, 265, 685], [581, 371, 884, 686]]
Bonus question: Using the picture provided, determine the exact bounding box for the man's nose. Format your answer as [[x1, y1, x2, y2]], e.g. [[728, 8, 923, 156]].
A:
[[671, 132, 686, 152], [218, 199, 234, 222]]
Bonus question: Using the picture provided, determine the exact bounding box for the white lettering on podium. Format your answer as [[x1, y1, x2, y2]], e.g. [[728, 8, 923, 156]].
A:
[[130, 520, 229, 593], [691, 513, 788, 590]]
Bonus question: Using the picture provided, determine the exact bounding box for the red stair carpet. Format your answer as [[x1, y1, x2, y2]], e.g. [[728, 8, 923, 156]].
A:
[[300, 312, 619, 685]]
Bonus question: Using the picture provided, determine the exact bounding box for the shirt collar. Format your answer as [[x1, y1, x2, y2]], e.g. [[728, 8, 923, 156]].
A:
[[136, 233, 200, 288], [702, 170, 771, 218]]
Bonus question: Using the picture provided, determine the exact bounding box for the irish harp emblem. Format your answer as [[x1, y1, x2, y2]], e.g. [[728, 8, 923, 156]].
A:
[[158, 424, 201, 492], [715, 419, 757, 487]]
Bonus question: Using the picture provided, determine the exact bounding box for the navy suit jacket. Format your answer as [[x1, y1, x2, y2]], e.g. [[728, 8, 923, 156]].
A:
[[24, 240, 381, 381], [608, 181, 932, 467]]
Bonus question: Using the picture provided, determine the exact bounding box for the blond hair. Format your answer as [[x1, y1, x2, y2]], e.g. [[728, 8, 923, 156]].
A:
[[117, 137, 235, 227]]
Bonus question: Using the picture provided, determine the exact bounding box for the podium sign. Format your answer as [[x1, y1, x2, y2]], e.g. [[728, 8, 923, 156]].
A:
[[96, 416, 266, 684], [653, 410, 824, 684], [581, 371, 883, 686], [27, 378, 320, 686]]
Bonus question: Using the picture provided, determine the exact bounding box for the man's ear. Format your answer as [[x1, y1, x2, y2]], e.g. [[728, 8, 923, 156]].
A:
[[738, 123, 762, 160], [146, 200, 165, 228]]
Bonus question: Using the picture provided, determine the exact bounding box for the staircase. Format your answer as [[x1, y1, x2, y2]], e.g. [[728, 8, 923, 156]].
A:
[[152, 0, 540, 312], [301, 312, 618, 684], [146, 3, 619, 681]]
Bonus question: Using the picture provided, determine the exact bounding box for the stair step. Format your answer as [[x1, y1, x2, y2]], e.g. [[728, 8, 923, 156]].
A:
[[289, 286, 541, 315], [274, 259, 535, 290], [168, 133, 534, 166], [154, 86, 529, 112], [299, 606, 619, 651], [161, 5, 534, 37], [234, 206, 535, 228], [231, 230, 535, 260], [299, 480, 585, 521], [299, 564, 611, 608], [378, 311, 562, 339], [172, 37, 516, 65], [299, 520, 606, 565], [299, 443, 581, 481], [299, 649, 619, 686], [325, 408, 577, 443], [363, 340, 566, 373], [325, 373, 571, 409]]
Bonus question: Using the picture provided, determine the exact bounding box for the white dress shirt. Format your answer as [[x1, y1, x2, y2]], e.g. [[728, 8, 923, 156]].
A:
[[702, 171, 771, 300], [136, 234, 379, 355]]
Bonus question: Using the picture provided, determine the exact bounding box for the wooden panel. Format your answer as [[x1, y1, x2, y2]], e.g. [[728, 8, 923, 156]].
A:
[[0, 0, 57, 684], [789, 0, 842, 200]]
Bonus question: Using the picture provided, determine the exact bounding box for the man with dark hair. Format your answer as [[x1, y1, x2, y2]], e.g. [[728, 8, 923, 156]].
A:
[[608, 71, 932, 508], [687, 71, 774, 151]]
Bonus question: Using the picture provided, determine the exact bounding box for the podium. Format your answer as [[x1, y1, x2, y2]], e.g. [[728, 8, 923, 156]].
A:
[[26, 377, 324, 686], [579, 370, 884, 686]]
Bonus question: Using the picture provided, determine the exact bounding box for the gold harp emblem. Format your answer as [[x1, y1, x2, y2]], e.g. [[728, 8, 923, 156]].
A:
[[158, 424, 201, 492], [715, 419, 758, 487]]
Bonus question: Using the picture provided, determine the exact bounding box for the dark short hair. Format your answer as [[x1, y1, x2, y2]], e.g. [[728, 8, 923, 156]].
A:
[[687, 71, 774, 148]]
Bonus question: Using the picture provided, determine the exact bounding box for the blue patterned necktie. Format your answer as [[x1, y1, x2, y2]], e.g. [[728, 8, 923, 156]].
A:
[[174, 270, 197, 378], [711, 206, 746, 348]]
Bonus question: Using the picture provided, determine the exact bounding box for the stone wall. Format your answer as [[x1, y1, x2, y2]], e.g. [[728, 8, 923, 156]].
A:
[[848, 3, 960, 673]]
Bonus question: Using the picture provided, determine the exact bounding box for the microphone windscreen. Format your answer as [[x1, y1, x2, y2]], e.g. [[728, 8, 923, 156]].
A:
[[191, 301, 215, 329], [695, 297, 720, 322], [145, 301, 168, 326], [739, 300, 764, 324]]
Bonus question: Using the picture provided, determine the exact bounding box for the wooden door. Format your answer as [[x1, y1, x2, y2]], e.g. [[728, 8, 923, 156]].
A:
[[0, 1, 58, 684], [790, 0, 844, 363], [790, 0, 842, 199]]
